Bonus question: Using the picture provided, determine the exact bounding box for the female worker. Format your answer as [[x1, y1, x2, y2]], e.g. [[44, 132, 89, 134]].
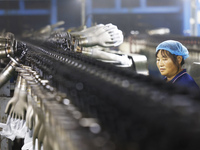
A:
[[156, 40, 199, 90]]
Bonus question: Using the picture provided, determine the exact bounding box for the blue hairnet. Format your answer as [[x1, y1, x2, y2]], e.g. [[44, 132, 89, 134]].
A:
[[156, 40, 189, 60]]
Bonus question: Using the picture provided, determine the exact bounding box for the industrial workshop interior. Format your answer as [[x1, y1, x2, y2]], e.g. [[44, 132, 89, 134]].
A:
[[1, 0, 200, 150]]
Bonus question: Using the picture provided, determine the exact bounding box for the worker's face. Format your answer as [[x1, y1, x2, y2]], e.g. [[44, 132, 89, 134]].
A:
[[156, 50, 178, 79]]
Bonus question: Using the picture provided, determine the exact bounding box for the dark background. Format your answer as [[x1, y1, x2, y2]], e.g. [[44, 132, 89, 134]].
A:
[[0, 0, 183, 37]]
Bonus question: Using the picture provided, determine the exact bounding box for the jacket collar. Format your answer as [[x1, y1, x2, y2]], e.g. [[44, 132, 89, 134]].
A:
[[164, 69, 186, 83]]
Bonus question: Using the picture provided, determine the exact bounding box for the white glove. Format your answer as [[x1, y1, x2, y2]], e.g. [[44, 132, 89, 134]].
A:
[[11, 118, 27, 139], [37, 124, 45, 150], [43, 125, 53, 150], [103, 23, 123, 46], [26, 93, 35, 129], [22, 129, 40, 150], [12, 89, 28, 120], [0, 116, 27, 140], [0, 115, 16, 141], [32, 107, 44, 150], [5, 75, 22, 116], [84, 29, 123, 47], [72, 23, 124, 47], [26, 104, 34, 129], [11, 75, 28, 120], [70, 24, 104, 38], [5, 87, 20, 116], [21, 129, 34, 150], [80, 24, 105, 37]]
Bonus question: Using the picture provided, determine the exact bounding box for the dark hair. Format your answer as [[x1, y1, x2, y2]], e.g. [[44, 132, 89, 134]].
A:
[[156, 49, 185, 68]]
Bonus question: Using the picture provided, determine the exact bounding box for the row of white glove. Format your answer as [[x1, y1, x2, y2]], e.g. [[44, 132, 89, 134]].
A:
[[82, 46, 132, 67], [71, 23, 123, 47], [0, 68, 46, 150], [23, 21, 124, 48], [0, 64, 72, 150], [0, 116, 40, 150]]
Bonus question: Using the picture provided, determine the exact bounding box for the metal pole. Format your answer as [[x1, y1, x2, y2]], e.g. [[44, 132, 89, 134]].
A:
[[51, 0, 57, 25], [183, 0, 191, 36], [81, 0, 86, 26], [86, 0, 92, 27]]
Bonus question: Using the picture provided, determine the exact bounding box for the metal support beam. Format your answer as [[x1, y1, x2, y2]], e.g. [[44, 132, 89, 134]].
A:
[[0, 9, 50, 15], [86, 0, 181, 27], [92, 6, 180, 14], [0, 0, 57, 25]]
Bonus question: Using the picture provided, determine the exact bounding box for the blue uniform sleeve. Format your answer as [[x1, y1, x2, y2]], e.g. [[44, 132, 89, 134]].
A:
[[174, 74, 199, 90]]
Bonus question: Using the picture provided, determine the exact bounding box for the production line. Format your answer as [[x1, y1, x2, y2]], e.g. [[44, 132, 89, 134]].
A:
[[0, 23, 200, 150]]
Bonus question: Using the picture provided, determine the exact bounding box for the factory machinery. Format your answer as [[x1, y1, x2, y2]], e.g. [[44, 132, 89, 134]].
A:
[[0, 23, 200, 150]]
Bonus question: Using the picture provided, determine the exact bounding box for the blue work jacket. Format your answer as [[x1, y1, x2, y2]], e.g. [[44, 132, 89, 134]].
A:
[[164, 69, 199, 90]]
